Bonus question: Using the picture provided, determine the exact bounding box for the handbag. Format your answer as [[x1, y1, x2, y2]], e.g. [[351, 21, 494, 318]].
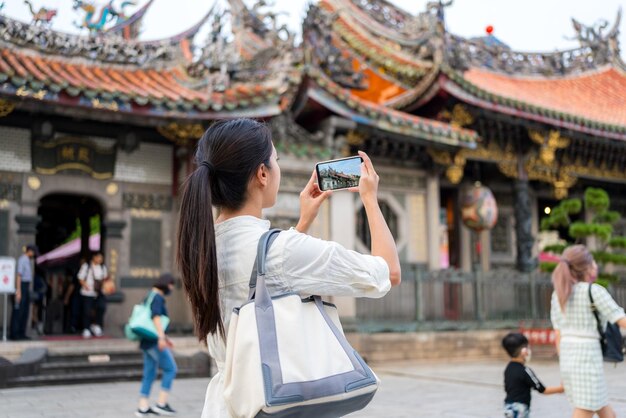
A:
[[100, 277, 116, 296], [223, 229, 379, 418], [125, 291, 170, 341], [589, 284, 624, 363], [92, 265, 116, 296]]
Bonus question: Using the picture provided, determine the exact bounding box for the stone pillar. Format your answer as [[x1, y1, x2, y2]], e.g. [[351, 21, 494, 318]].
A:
[[514, 179, 536, 272], [426, 175, 440, 270], [14, 214, 40, 252], [330, 192, 356, 325]]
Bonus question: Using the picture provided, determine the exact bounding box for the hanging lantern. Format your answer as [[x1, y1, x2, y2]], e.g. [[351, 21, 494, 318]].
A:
[[460, 183, 498, 231]]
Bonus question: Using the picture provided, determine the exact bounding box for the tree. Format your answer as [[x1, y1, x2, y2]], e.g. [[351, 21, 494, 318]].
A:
[[540, 187, 626, 286]]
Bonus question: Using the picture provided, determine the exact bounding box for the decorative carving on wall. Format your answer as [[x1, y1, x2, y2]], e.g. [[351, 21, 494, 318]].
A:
[[123, 193, 172, 211], [0, 99, 15, 117], [91, 98, 119, 111], [16, 86, 47, 100], [437, 104, 474, 129], [157, 122, 205, 147], [528, 129, 570, 165], [427, 148, 467, 184], [0, 183, 21, 201]]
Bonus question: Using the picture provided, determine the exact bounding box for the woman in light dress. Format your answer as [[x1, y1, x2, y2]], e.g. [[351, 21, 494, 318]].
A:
[[176, 119, 401, 418], [551, 244, 626, 418]]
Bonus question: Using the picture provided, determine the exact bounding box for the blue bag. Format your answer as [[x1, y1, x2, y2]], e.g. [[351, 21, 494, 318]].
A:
[[125, 291, 170, 341]]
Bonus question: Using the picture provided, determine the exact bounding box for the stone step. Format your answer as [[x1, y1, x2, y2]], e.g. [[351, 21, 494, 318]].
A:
[[7, 368, 198, 388], [45, 350, 142, 364], [40, 358, 144, 375]]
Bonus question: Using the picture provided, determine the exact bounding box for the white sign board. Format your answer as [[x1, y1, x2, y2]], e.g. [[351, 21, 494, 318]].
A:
[[0, 257, 16, 294]]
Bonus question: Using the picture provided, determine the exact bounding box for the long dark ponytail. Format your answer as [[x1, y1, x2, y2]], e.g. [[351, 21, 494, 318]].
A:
[[176, 119, 273, 341]]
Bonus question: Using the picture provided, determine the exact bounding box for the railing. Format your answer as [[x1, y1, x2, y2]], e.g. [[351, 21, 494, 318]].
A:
[[355, 265, 569, 332]]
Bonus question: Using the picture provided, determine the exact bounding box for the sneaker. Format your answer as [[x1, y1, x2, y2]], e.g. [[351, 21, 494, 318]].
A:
[[82, 329, 92, 339], [90, 324, 103, 337], [153, 403, 176, 416], [134, 407, 159, 417]]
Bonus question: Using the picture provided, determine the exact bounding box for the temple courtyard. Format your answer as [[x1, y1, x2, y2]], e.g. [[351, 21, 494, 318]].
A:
[[3, 359, 626, 417]]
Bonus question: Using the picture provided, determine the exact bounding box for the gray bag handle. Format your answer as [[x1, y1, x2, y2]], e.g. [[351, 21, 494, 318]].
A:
[[247, 228, 281, 300]]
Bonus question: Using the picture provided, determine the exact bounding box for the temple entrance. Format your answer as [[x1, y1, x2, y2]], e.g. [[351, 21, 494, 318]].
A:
[[36, 194, 104, 335]]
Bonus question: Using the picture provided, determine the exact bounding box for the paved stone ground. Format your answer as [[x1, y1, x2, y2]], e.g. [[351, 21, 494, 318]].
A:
[[3, 360, 626, 417]]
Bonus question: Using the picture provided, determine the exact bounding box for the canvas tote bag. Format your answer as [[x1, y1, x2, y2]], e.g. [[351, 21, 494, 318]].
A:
[[223, 229, 379, 418], [124, 291, 170, 341]]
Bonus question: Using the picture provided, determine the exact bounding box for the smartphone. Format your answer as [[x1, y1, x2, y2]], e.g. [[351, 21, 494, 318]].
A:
[[315, 156, 363, 191]]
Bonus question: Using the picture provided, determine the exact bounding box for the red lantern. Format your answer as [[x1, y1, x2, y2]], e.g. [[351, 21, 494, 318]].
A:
[[486, 25, 494, 35]]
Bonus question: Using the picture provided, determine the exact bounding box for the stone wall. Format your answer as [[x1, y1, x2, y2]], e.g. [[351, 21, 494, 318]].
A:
[[0, 127, 31, 172], [347, 330, 513, 363]]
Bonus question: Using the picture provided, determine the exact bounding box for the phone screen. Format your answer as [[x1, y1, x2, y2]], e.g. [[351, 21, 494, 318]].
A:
[[315, 156, 363, 191]]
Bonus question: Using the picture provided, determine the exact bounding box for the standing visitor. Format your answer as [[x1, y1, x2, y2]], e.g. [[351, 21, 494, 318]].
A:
[[551, 244, 626, 418], [10, 244, 38, 340], [135, 273, 178, 417], [176, 119, 401, 417], [77, 251, 107, 338]]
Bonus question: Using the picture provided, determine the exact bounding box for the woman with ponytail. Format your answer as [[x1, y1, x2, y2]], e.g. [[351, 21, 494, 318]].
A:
[[176, 119, 401, 417], [550, 244, 626, 418]]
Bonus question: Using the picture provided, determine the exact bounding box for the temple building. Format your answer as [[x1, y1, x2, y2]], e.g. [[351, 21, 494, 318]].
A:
[[0, 0, 625, 334]]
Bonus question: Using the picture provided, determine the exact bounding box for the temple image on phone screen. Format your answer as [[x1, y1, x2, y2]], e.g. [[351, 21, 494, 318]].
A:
[[317, 158, 361, 190]]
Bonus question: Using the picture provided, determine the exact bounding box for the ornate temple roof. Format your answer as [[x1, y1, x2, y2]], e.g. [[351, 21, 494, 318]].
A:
[[441, 10, 626, 140], [2, 0, 625, 147], [312, 0, 626, 140], [444, 67, 626, 140], [0, 1, 299, 123]]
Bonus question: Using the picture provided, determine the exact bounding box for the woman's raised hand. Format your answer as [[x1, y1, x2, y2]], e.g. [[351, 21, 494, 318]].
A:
[[295, 171, 332, 233], [356, 151, 379, 204]]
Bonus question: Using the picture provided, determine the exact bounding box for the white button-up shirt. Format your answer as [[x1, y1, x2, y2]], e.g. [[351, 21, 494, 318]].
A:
[[202, 216, 390, 418], [77, 262, 108, 297]]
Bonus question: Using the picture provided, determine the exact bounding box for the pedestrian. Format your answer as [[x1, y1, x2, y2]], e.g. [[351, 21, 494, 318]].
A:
[[30, 268, 47, 335], [10, 244, 38, 340], [501, 332, 564, 417], [135, 273, 178, 417], [176, 119, 401, 417], [551, 244, 626, 418], [77, 251, 108, 338]]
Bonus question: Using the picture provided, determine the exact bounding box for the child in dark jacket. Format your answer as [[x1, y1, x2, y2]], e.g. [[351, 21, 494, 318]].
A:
[[502, 332, 564, 418]]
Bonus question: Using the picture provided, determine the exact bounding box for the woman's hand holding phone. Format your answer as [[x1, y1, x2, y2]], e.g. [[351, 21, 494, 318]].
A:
[[296, 171, 332, 233], [355, 150, 379, 204]]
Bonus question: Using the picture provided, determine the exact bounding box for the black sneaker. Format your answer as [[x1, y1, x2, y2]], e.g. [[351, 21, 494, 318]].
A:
[[135, 407, 159, 417], [153, 403, 176, 416]]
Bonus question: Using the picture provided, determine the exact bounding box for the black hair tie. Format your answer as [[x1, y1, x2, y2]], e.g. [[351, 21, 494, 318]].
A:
[[200, 160, 215, 175]]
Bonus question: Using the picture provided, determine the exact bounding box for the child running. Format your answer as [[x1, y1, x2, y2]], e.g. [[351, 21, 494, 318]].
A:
[[502, 332, 564, 417]]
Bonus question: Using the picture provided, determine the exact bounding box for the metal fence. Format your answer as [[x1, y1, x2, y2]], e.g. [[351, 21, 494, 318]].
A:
[[355, 265, 626, 332]]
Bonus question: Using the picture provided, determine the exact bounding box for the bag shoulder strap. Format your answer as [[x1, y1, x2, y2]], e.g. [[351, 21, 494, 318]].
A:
[[588, 284, 605, 338], [144, 291, 157, 307], [247, 229, 281, 300]]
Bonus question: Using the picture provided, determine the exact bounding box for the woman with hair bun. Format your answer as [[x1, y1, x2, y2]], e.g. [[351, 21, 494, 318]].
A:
[[551, 244, 626, 418]]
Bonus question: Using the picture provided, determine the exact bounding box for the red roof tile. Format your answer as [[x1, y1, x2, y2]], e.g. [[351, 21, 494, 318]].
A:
[[0, 47, 285, 116], [462, 67, 626, 129]]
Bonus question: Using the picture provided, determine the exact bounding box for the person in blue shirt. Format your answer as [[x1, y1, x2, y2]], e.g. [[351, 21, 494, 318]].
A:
[[135, 273, 178, 417], [10, 244, 37, 340]]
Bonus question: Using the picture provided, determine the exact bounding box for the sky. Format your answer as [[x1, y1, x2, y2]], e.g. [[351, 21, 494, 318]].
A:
[[4, 0, 626, 59], [320, 157, 362, 176]]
